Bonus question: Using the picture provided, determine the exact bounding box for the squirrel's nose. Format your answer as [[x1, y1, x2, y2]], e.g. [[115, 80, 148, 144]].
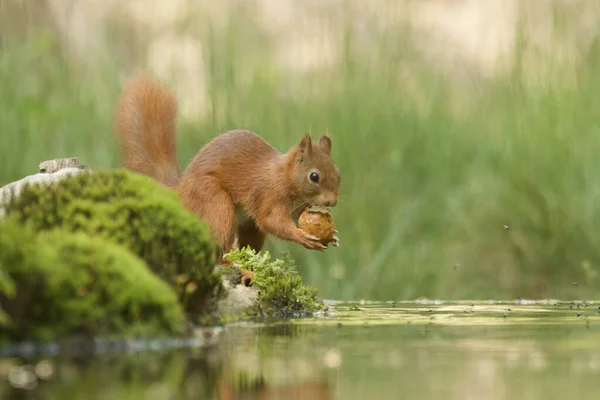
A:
[[324, 200, 337, 207]]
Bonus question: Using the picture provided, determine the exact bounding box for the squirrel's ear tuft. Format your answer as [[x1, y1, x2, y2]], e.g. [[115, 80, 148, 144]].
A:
[[319, 134, 332, 154]]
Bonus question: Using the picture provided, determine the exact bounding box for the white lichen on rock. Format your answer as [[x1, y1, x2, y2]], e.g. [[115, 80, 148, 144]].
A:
[[38, 157, 87, 174], [0, 158, 91, 218]]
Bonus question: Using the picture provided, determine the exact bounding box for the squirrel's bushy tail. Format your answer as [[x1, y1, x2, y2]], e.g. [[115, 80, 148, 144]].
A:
[[114, 74, 180, 187]]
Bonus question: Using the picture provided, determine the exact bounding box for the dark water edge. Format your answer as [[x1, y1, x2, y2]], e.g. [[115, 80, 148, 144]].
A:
[[2, 300, 600, 400]]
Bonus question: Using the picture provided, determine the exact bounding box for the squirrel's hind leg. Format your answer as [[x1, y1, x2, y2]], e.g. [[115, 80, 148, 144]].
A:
[[177, 175, 255, 286], [177, 175, 236, 253], [237, 219, 267, 252]]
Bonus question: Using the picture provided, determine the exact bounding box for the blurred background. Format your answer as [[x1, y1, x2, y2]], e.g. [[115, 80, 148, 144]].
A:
[[2, 0, 600, 301]]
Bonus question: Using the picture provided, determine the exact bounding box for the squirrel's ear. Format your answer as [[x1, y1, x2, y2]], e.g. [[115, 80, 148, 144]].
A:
[[295, 133, 312, 163], [298, 133, 312, 154], [319, 134, 332, 154]]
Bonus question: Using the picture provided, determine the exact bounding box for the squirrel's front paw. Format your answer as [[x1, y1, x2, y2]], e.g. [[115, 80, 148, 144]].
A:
[[296, 228, 328, 251]]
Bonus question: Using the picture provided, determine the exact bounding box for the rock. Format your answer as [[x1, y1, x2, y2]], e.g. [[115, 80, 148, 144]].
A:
[[0, 158, 90, 218], [38, 157, 87, 173], [217, 279, 261, 317]]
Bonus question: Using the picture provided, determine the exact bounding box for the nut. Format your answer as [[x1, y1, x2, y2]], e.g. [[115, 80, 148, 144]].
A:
[[298, 206, 336, 245]]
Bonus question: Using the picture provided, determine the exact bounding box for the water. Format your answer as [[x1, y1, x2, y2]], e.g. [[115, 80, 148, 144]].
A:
[[2, 300, 600, 400]]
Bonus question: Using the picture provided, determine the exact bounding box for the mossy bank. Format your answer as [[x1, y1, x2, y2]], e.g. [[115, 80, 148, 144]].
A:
[[0, 219, 186, 342], [2, 169, 224, 322], [1, 168, 325, 343]]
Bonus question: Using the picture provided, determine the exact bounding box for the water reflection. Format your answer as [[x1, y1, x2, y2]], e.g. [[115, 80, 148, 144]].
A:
[[2, 301, 600, 400], [1, 325, 334, 399]]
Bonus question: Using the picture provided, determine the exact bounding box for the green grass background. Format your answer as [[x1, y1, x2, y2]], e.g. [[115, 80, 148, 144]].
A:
[[3, 1, 600, 301]]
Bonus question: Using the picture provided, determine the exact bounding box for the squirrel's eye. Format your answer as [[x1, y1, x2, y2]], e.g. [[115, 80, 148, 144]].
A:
[[309, 172, 320, 183]]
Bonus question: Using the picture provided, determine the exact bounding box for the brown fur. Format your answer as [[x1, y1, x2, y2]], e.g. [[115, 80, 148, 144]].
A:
[[114, 74, 180, 187], [113, 75, 341, 257]]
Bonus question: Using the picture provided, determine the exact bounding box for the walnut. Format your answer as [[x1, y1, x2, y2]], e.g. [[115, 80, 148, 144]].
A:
[[298, 206, 336, 245]]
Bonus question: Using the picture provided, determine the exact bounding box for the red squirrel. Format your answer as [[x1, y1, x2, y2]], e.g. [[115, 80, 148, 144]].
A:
[[113, 75, 340, 267]]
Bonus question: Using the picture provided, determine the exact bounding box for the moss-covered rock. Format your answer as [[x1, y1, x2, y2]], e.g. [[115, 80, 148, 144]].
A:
[[224, 248, 325, 318], [3, 169, 224, 320], [0, 219, 186, 342]]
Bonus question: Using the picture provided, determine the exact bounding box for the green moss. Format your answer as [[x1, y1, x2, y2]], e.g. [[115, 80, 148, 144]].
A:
[[3, 169, 224, 320], [0, 218, 186, 342], [225, 247, 325, 318]]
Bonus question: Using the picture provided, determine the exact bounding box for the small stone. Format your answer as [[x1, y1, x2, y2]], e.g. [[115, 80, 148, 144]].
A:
[[39, 158, 85, 174]]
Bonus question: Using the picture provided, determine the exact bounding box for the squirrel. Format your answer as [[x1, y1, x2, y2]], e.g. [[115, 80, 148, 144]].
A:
[[113, 74, 341, 272]]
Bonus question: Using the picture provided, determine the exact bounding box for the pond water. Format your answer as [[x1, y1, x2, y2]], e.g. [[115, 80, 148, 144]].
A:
[[2, 300, 600, 400]]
